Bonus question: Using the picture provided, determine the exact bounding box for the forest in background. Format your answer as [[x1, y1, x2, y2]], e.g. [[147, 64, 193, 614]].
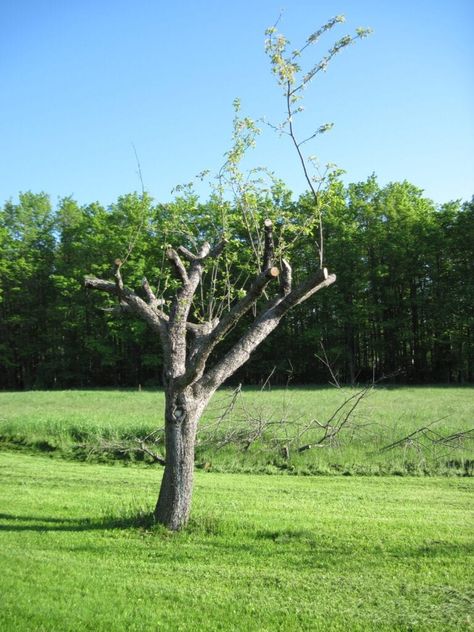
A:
[[1, 175, 473, 389]]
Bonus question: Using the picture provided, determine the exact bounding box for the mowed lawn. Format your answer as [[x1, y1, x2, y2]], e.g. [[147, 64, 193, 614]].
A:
[[0, 452, 473, 631]]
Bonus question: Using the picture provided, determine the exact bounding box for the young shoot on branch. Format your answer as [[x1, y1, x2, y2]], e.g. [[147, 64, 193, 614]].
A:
[[265, 15, 372, 266], [84, 15, 370, 531]]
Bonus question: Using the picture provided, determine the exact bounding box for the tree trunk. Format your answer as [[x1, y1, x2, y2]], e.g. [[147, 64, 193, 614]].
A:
[[85, 227, 335, 531], [154, 389, 201, 530]]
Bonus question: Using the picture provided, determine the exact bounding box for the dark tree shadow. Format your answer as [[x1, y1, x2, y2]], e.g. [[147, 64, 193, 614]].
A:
[[1, 512, 471, 567], [0, 511, 155, 532]]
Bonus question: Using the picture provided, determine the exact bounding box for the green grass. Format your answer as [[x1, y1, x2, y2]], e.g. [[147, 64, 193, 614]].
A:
[[0, 452, 472, 631], [0, 387, 473, 475]]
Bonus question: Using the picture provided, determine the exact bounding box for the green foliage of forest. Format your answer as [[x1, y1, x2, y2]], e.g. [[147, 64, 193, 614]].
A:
[[1, 178, 473, 389]]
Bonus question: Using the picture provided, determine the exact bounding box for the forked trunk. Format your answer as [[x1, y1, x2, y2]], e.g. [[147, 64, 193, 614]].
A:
[[85, 220, 335, 531], [154, 390, 201, 530]]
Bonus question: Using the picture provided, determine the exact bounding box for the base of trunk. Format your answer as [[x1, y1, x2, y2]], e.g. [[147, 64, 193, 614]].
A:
[[154, 459, 194, 530], [154, 408, 197, 530]]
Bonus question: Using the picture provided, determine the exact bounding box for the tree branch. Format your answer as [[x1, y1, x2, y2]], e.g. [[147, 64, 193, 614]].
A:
[[176, 238, 226, 265], [274, 267, 334, 314], [177, 266, 280, 388], [84, 274, 167, 336], [165, 238, 225, 336], [208, 238, 227, 260], [198, 267, 336, 391], [198, 307, 282, 391], [113, 258, 124, 294], [280, 258, 292, 295], [263, 219, 274, 270], [166, 247, 189, 284], [100, 302, 132, 315], [142, 277, 165, 310], [165, 240, 224, 379], [177, 245, 199, 262], [84, 277, 117, 294], [186, 318, 220, 338]]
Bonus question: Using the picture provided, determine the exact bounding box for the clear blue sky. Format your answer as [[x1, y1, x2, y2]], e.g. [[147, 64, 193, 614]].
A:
[[1, 0, 473, 207]]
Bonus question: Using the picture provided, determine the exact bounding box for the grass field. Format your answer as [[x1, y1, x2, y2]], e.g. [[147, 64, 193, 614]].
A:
[[1, 387, 473, 475], [1, 389, 473, 629], [1, 452, 473, 631]]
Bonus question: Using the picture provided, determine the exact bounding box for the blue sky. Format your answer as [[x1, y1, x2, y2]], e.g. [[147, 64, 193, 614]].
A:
[[1, 0, 473, 207]]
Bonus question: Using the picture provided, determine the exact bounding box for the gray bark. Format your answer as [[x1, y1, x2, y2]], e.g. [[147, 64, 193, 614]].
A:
[[84, 225, 336, 530], [154, 388, 206, 529]]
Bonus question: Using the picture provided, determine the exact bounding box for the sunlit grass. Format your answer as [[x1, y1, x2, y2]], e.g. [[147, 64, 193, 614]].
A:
[[0, 452, 472, 631], [0, 386, 473, 474]]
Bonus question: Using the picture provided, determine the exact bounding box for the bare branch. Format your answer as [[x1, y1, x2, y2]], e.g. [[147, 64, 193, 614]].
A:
[[197, 242, 211, 259], [113, 259, 124, 294], [166, 247, 189, 284], [198, 267, 335, 390], [176, 241, 214, 265], [285, 82, 321, 248], [142, 277, 165, 310], [280, 258, 292, 296], [180, 266, 280, 388], [100, 302, 132, 315], [198, 375, 375, 461], [261, 366, 276, 391], [434, 428, 474, 445], [176, 238, 226, 266], [99, 282, 207, 340], [165, 241, 224, 379], [165, 239, 227, 350], [84, 277, 117, 294], [142, 277, 156, 302], [208, 238, 227, 260], [298, 443, 325, 453], [198, 308, 280, 391], [177, 245, 199, 262], [263, 219, 274, 270], [137, 440, 166, 466], [378, 417, 457, 454], [315, 340, 341, 388], [275, 268, 334, 313], [196, 384, 242, 449], [186, 318, 220, 338], [168, 237, 226, 269], [84, 275, 167, 337], [80, 436, 166, 466]]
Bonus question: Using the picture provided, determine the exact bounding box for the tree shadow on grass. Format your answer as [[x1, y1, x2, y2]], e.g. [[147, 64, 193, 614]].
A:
[[0, 511, 247, 539], [1, 512, 472, 567], [0, 510, 156, 532], [254, 527, 474, 562]]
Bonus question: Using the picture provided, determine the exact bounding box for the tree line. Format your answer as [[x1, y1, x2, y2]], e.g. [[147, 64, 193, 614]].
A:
[[0, 176, 472, 390]]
